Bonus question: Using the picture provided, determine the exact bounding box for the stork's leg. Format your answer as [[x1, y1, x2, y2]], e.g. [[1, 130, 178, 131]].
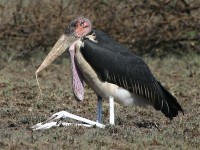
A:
[[109, 96, 115, 125], [96, 95, 102, 123]]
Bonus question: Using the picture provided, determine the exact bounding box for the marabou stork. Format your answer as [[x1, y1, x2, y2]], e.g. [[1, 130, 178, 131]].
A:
[[32, 17, 183, 130]]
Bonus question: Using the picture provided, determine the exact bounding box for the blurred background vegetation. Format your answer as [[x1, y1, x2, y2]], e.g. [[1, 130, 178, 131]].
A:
[[0, 0, 200, 60]]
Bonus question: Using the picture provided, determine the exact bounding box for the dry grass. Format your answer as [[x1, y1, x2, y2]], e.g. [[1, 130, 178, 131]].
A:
[[0, 53, 199, 149]]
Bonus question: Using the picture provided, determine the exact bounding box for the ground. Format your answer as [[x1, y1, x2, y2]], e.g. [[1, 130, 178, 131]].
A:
[[0, 53, 199, 150]]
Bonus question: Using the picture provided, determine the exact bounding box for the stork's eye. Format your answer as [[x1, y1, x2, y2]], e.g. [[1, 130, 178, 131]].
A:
[[72, 23, 77, 27], [70, 20, 78, 28], [80, 20, 84, 26]]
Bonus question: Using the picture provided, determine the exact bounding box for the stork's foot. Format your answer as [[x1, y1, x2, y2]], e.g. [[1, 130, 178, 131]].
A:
[[31, 111, 105, 130]]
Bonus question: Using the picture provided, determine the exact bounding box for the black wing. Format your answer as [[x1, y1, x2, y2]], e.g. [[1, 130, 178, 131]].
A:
[[81, 30, 183, 119]]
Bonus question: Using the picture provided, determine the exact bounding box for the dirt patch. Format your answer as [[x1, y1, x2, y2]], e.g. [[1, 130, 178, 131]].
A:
[[0, 53, 199, 149]]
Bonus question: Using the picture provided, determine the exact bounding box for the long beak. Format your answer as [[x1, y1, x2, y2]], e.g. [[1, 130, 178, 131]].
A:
[[36, 34, 76, 74], [35, 34, 76, 95]]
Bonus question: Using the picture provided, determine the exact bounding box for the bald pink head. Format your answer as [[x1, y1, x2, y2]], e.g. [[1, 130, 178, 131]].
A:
[[66, 17, 92, 38], [37, 17, 92, 101], [66, 17, 92, 101]]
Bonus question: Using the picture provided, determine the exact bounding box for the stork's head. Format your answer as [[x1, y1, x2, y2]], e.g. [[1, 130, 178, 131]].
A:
[[66, 17, 92, 38], [36, 17, 92, 101], [36, 17, 92, 74]]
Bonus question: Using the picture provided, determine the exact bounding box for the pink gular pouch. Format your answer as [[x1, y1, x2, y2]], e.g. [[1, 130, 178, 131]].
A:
[[69, 42, 84, 101]]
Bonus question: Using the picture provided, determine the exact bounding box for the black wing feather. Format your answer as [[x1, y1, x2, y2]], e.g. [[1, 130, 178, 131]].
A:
[[81, 30, 183, 119]]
